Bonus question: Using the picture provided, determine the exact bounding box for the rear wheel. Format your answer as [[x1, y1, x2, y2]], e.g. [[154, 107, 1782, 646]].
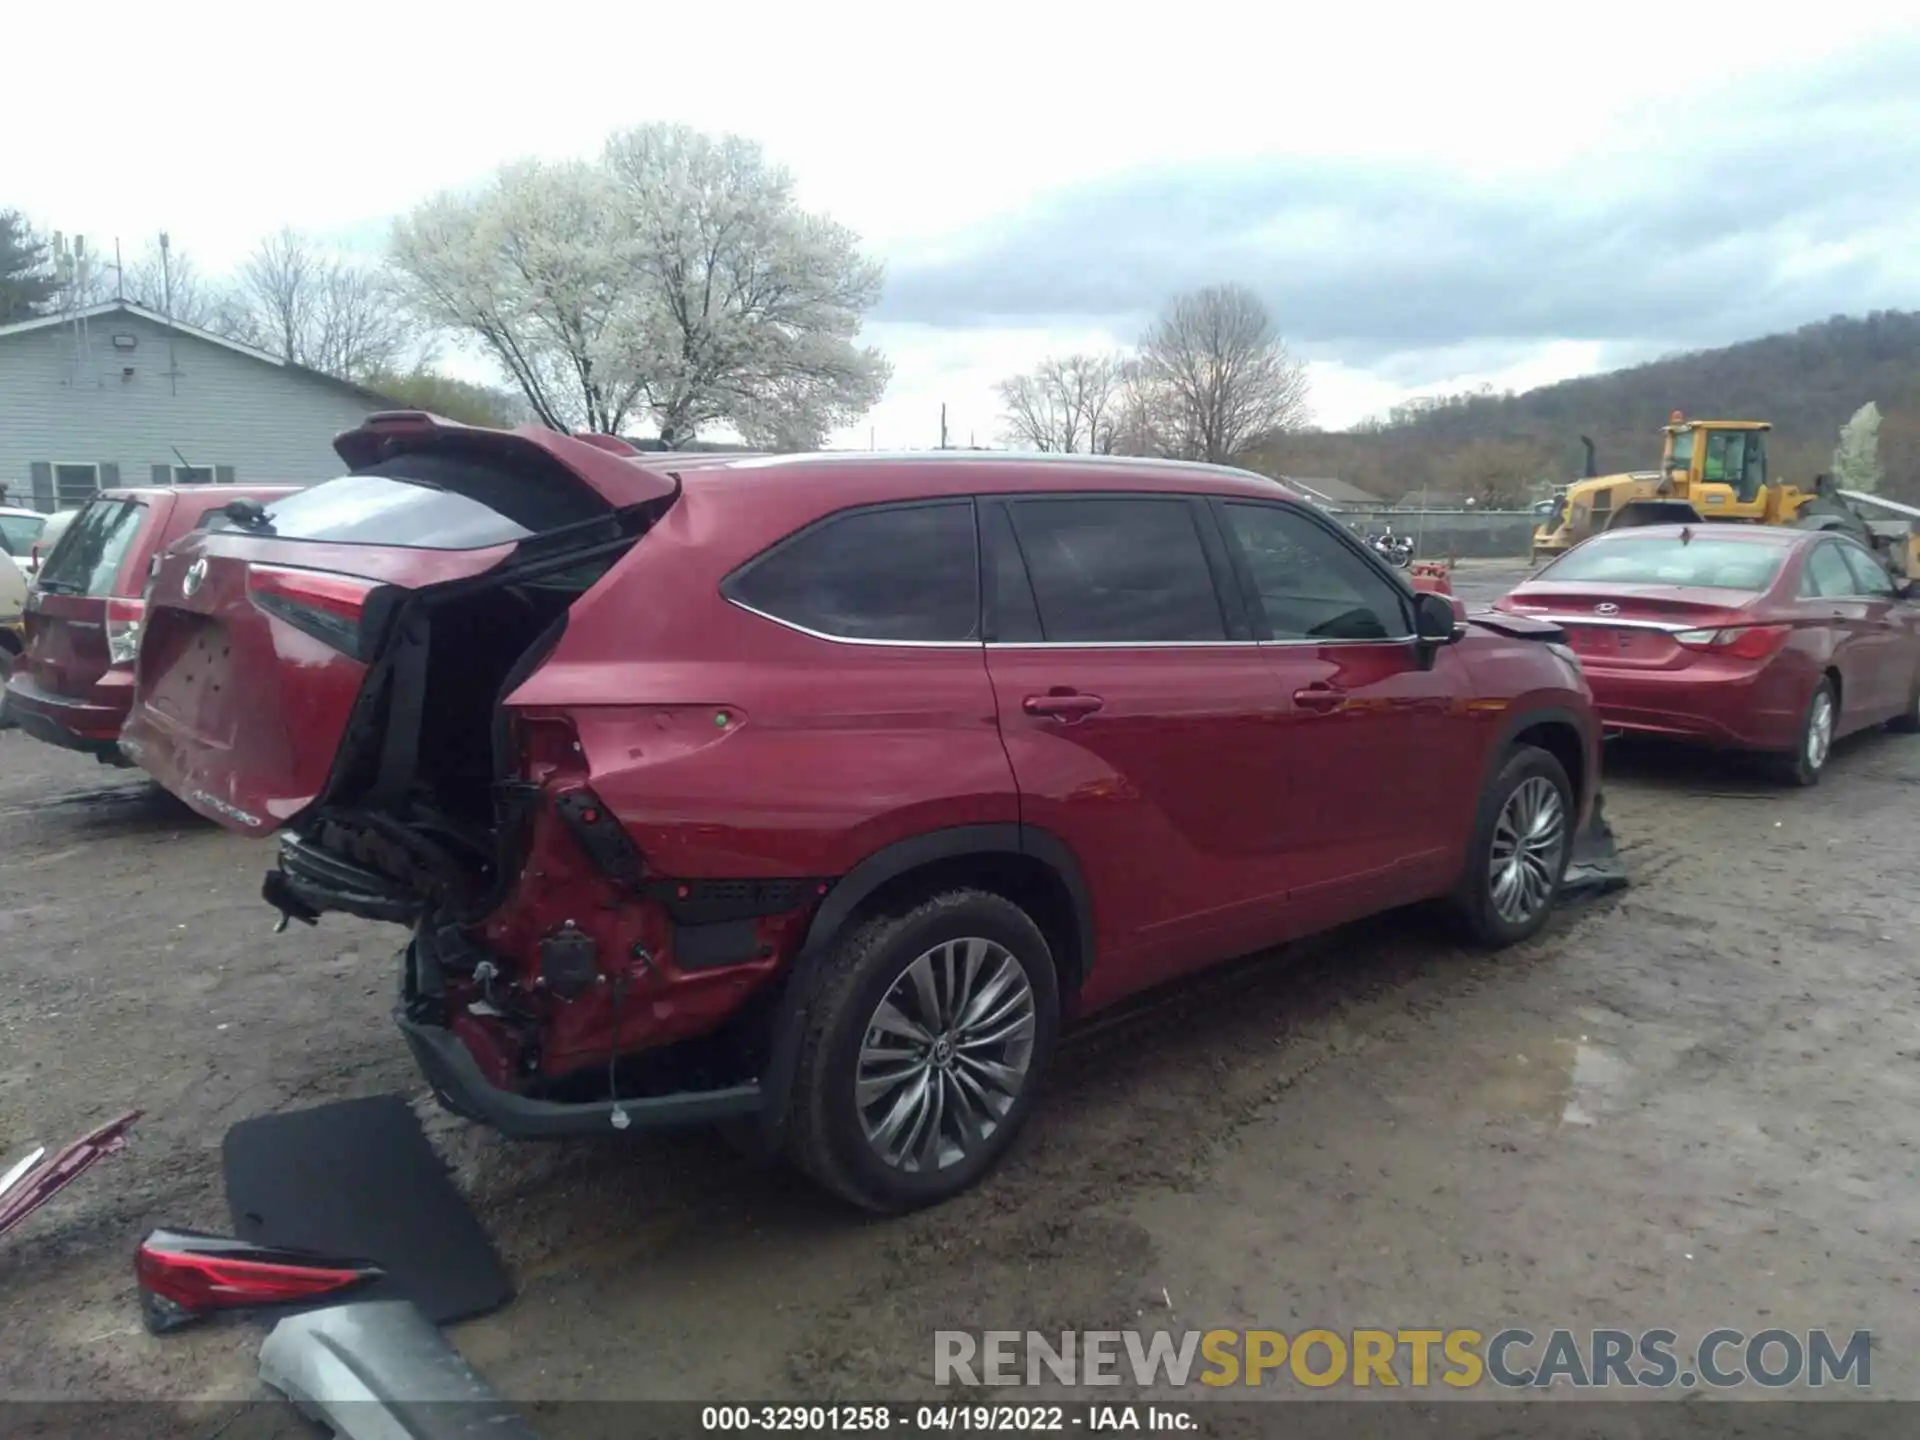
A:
[[783, 889, 1059, 1213], [1449, 744, 1573, 948], [1889, 672, 1920, 735], [1771, 680, 1836, 786]]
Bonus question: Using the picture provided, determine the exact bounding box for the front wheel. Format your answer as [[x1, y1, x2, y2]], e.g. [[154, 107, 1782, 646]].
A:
[[1770, 679, 1836, 786], [783, 889, 1060, 1213], [1449, 744, 1574, 948]]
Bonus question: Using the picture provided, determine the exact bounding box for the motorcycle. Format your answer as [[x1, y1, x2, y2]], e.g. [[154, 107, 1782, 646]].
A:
[[1367, 531, 1415, 569]]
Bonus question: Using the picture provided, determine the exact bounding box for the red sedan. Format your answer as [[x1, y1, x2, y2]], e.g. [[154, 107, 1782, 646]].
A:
[[1494, 524, 1920, 784]]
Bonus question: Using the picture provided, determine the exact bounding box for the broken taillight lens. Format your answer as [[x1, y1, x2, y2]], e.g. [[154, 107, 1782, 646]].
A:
[[105, 597, 146, 666], [134, 1228, 384, 1334], [246, 564, 384, 659], [1674, 624, 1792, 661]]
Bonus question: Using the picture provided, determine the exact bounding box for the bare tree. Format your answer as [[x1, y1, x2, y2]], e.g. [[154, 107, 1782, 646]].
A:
[[232, 226, 420, 382], [390, 123, 890, 445], [1128, 284, 1311, 464], [997, 354, 1120, 452]]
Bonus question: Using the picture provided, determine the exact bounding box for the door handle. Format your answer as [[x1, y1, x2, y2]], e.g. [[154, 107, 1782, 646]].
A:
[[1293, 684, 1347, 713], [1023, 691, 1105, 720]]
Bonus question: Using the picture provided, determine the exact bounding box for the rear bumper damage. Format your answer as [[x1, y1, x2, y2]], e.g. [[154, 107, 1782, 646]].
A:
[[397, 935, 764, 1139]]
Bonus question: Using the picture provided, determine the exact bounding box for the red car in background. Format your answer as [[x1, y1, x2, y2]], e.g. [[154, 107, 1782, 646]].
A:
[[5, 484, 303, 762], [1494, 524, 1920, 785]]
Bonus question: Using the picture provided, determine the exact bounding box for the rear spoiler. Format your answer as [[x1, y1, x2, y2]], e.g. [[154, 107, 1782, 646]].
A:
[[1467, 609, 1568, 643]]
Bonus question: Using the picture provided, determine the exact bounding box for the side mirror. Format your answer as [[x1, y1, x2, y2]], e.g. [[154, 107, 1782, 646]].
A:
[[1413, 591, 1460, 645]]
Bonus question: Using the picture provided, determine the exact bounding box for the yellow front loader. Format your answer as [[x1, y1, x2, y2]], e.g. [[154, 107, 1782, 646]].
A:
[[1529, 413, 1908, 573]]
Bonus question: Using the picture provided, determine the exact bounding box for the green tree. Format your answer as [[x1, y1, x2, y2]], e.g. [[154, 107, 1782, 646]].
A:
[[0, 210, 55, 323], [359, 368, 532, 427]]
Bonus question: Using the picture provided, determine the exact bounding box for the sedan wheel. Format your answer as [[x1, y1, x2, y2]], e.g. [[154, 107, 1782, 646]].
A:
[[1773, 680, 1837, 786], [856, 937, 1037, 1175], [1488, 775, 1567, 927]]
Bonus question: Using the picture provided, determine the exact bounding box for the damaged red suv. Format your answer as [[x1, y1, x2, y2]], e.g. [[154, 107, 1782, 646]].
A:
[[124, 415, 1601, 1211]]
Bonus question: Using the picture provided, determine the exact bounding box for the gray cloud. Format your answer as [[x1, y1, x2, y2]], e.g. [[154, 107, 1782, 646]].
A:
[[874, 38, 1920, 370]]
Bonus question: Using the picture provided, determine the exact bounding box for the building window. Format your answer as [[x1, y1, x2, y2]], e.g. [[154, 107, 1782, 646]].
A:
[[54, 462, 101, 508], [174, 465, 215, 485]]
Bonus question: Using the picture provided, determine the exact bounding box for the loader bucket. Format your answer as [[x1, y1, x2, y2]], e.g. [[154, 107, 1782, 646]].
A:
[[1607, 500, 1702, 531]]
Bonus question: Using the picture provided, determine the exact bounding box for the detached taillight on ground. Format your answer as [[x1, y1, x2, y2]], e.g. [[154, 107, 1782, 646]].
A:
[[1675, 624, 1792, 661], [246, 563, 383, 659], [134, 1228, 384, 1334], [105, 598, 146, 666]]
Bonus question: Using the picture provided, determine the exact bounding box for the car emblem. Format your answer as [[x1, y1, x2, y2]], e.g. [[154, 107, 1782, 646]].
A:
[[182, 559, 208, 598], [1594, 602, 1619, 616]]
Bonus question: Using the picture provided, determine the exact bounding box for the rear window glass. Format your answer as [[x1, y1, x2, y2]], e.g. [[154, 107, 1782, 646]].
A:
[[227, 452, 606, 550], [728, 501, 980, 642], [0, 513, 43, 556], [1543, 536, 1786, 591], [34, 500, 149, 596]]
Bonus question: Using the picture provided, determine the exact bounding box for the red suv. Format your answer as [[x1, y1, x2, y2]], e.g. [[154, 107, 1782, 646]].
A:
[[124, 416, 1600, 1211], [6, 485, 303, 760]]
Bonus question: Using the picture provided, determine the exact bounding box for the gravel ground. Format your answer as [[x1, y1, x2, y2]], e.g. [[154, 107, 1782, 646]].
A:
[[5, 557, 1918, 1418]]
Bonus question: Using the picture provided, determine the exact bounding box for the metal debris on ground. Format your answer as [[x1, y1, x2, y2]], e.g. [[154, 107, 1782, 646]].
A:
[[0, 1111, 141, 1241]]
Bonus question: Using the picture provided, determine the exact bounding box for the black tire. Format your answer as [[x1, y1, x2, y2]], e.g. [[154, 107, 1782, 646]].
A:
[[1889, 671, 1920, 735], [1448, 744, 1574, 949], [782, 888, 1060, 1213], [1769, 679, 1836, 786]]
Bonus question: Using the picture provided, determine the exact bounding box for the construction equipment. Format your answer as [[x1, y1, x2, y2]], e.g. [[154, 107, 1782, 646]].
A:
[[1530, 414, 1914, 577]]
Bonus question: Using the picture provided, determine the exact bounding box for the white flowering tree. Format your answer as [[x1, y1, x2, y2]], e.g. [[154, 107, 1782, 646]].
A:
[[390, 125, 890, 446], [1832, 402, 1884, 494]]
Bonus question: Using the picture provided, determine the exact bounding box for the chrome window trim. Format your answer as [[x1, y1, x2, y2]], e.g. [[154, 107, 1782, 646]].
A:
[[724, 597, 981, 648], [725, 596, 1418, 650]]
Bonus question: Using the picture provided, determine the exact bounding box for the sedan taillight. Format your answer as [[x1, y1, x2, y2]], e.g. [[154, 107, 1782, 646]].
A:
[[1675, 624, 1791, 661]]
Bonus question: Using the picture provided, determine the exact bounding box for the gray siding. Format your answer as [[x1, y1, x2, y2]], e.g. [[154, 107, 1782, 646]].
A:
[[0, 312, 385, 511]]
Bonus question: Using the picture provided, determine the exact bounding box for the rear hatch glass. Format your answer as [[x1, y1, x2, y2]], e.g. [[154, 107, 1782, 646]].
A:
[[34, 499, 149, 597], [125, 443, 672, 833], [1541, 537, 1786, 591]]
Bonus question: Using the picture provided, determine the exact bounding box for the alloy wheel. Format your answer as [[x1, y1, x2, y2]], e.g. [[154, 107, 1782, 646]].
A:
[[855, 937, 1037, 1174], [1807, 690, 1834, 771], [1488, 775, 1566, 925]]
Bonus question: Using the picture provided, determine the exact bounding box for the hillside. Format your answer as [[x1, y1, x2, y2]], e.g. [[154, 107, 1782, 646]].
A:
[[1249, 311, 1920, 506]]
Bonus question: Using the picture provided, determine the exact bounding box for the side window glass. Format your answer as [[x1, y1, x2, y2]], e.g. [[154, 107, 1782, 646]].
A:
[[1006, 497, 1227, 643], [1221, 502, 1409, 641], [1802, 543, 1857, 598], [983, 503, 1043, 642], [728, 500, 980, 642], [1840, 543, 1896, 598]]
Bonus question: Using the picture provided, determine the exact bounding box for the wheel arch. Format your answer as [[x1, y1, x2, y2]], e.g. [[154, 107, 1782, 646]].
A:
[[1480, 703, 1594, 818], [753, 823, 1094, 1148]]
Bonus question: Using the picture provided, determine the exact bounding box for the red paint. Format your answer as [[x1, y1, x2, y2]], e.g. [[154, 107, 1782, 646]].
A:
[[1496, 524, 1920, 751], [5, 485, 303, 756], [119, 417, 1601, 1108]]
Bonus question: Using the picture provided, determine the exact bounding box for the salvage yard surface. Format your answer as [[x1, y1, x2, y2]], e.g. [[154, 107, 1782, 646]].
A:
[[5, 561, 1920, 1411]]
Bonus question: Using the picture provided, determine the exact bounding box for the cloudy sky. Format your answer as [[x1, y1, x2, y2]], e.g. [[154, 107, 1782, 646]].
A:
[[13, 0, 1920, 448]]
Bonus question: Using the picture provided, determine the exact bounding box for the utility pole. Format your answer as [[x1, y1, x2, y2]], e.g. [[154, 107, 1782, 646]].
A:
[[160, 232, 178, 396], [939, 404, 948, 451]]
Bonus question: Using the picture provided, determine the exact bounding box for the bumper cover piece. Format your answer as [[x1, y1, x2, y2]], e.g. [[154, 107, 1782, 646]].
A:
[[1562, 789, 1628, 899], [259, 1299, 539, 1440], [0, 1110, 141, 1240], [397, 1005, 764, 1139]]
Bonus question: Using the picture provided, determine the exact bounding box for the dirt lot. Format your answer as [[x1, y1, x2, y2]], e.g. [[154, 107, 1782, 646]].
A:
[[6, 557, 1920, 1414]]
